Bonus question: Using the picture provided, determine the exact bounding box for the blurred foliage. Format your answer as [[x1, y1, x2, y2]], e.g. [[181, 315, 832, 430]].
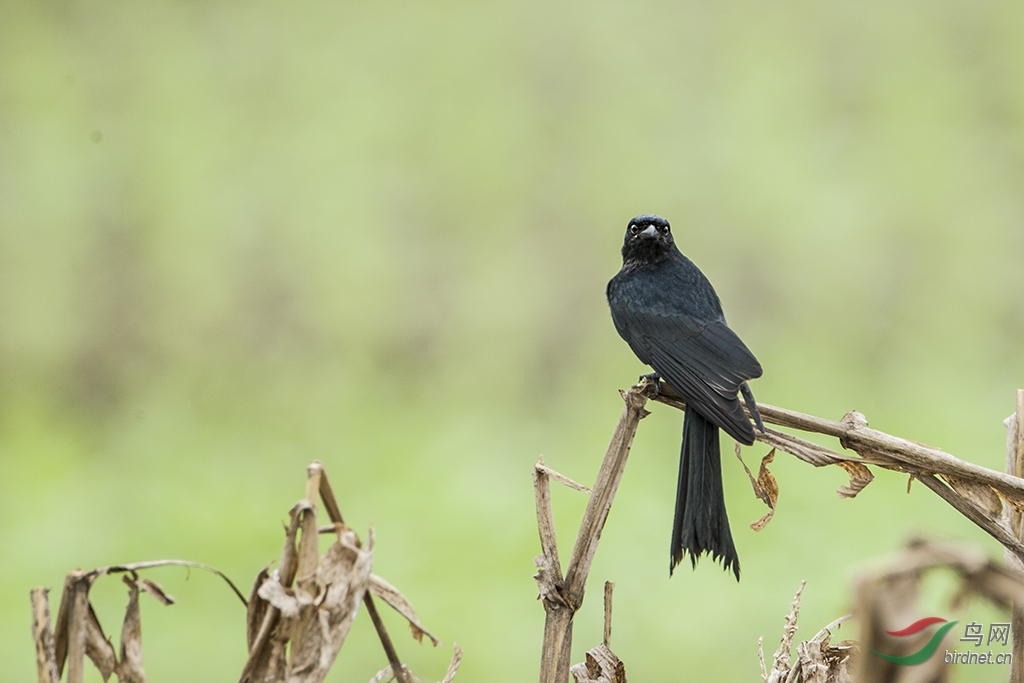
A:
[[2, 1, 1024, 681]]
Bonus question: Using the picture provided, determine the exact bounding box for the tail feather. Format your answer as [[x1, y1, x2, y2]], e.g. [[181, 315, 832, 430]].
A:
[[670, 406, 740, 580]]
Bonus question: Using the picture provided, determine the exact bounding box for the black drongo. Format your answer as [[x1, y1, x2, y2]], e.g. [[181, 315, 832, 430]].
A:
[[606, 214, 763, 580]]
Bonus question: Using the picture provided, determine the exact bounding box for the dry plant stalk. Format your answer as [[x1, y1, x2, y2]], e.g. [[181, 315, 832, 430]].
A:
[[240, 461, 458, 683], [1005, 388, 1024, 683], [534, 387, 649, 683], [648, 380, 1024, 565], [30, 462, 460, 683], [30, 588, 59, 683], [760, 582, 853, 683], [534, 379, 1024, 682], [763, 538, 1024, 683], [569, 582, 627, 683], [569, 646, 626, 683], [853, 537, 1024, 683], [29, 560, 240, 683]]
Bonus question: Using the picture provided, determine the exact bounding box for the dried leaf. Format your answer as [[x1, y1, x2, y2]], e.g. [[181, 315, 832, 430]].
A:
[[569, 644, 626, 683], [95, 559, 246, 606], [794, 638, 828, 683], [52, 574, 75, 677], [136, 578, 175, 606], [257, 570, 299, 617], [239, 507, 307, 683], [39, 461, 452, 683], [367, 664, 396, 683], [757, 429, 843, 467], [835, 461, 873, 499], [737, 446, 779, 531], [369, 574, 441, 647], [943, 474, 1002, 516], [294, 504, 320, 590], [749, 426, 875, 502], [282, 529, 374, 683], [114, 577, 147, 683], [780, 616, 854, 683], [278, 502, 308, 588], [821, 641, 855, 683], [84, 603, 116, 682], [246, 566, 271, 652]]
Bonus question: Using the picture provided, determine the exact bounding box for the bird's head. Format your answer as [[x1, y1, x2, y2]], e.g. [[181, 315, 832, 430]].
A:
[[621, 214, 674, 263]]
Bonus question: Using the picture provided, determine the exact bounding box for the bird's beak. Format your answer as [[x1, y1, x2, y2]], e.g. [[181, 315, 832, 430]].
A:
[[639, 225, 658, 239]]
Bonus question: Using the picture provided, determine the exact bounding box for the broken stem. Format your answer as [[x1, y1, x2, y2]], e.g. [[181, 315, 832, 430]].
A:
[[364, 594, 412, 683], [537, 385, 649, 683], [30, 588, 59, 683]]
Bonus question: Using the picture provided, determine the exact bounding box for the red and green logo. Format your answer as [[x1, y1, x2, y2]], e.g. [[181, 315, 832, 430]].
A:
[[871, 617, 958, 665]]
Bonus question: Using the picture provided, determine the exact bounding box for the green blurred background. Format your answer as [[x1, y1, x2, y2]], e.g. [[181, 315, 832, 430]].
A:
[[3, 1, 1024, 681]]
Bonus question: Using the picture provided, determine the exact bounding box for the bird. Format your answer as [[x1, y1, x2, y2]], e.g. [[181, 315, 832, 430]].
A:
[[606, 214, 763, 580]]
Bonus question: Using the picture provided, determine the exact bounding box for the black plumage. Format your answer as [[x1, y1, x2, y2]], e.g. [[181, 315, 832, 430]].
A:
[[606, 214, 763, 580]]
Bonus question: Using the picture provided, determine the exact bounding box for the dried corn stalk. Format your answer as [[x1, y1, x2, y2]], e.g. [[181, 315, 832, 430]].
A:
[[31, 561, 239, 683], [760, 582, 853, 683], [30, 462, 461, 683]]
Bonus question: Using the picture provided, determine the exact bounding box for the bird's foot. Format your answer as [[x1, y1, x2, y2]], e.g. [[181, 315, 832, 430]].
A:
[[638, 372, 661, 397]]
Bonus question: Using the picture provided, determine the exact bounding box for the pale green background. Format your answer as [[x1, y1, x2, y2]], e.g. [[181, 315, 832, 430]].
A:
[[2, 1, 1024, 681]]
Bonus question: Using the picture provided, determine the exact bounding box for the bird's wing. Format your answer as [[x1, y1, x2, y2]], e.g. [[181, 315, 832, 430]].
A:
[[614, 303, 761, 443]]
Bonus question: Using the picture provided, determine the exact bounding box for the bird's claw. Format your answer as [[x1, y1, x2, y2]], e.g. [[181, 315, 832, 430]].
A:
[[638, 372, 661, 397]]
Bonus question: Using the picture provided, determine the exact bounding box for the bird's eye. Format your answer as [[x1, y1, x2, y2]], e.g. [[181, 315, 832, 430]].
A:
[[659, 225, 669, 234], [629, 225, 639, 235]]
